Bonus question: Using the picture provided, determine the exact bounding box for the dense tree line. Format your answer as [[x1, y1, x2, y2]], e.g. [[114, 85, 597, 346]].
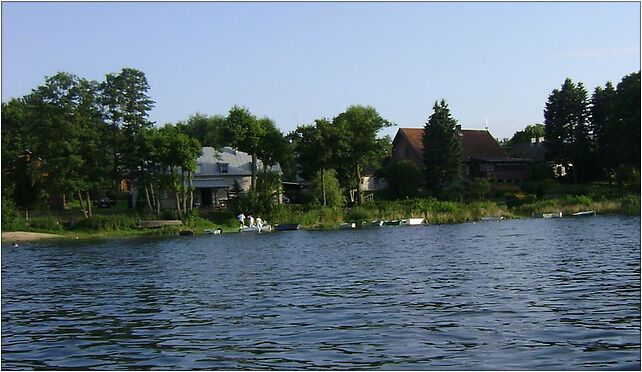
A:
[[544, 71, 640, 183], [4, 68, 636, 219], [1, 69, 396, 217]]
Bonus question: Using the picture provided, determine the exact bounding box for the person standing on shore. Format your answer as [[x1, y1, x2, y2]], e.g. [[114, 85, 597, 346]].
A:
[[248, 214, 255, 228], [237, 213, 245, 228]]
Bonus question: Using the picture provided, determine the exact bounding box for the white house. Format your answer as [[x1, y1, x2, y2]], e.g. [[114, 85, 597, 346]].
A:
[[161, 146, 282, 209]]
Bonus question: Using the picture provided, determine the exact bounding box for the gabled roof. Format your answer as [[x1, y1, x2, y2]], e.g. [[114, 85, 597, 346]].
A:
[[394, 127, 509, 161], [196, 147, 282, 176]]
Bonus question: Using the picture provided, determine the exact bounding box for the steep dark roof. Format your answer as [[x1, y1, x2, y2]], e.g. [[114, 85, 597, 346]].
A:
[[394, 127, 509, 160]]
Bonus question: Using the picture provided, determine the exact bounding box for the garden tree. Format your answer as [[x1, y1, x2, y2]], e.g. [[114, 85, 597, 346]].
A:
[[100, 68, 155, 198], [590, 82, 617, 177], [378, 160, 422, 200], [308, 169, 345, 208], [157, 125, 202, 218], [544, 78, 592, 183], [175, 113, 227, 149], [224, 106, 265, 191], [512, 124, 545, 143], [256, 117, 288, 172], [422, 99, 463, 198], [23, 72, 110, 217], [331, 105, 393, 205], [1, 99, 47, 210], [290, 119, 338, 206], [613, 71, 640, 171]]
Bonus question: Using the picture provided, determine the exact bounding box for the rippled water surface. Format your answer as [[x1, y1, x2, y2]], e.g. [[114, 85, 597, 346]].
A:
[[2, 216, 640, 370]]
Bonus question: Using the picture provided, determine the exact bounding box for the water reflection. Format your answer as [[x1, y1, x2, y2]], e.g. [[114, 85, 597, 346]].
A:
[[2, 216, 640, 370]]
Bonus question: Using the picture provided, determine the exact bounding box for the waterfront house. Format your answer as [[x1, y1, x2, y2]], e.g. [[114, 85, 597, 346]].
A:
[[161, 146, 282, 209], [392, 127, 532, 184]]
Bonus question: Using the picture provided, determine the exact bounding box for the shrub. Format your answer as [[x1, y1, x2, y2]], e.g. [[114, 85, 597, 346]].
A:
[[1, 198, 23, 231], [72, 215, 139, 232], [345, 207, 374, 223], [26, 216, 64, 232], [620, 194, 641, 215], [565, 195, 593, 206]]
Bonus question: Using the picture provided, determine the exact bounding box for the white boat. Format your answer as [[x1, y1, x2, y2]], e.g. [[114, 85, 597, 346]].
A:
[[239, 225, 272, 233], [481, 216, 504, 221], [572, 211, 596, 217], [362, 220, 384, 227], [339, 222, 356, 229], [204, 228, 223, 234], [532, 212, 562, 218], [405, 218, 424, 225]]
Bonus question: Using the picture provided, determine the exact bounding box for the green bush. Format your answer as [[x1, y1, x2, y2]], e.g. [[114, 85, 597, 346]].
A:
[[26, 216, 64, 232], [1, 198, 24, 231], [72, 215, 139, 232], [345, 207, 374, 223], [620, 194, 641, 215], [565, 195, 593, 206]]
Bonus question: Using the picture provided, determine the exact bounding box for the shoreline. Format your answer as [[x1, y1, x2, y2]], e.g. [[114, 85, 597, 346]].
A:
[[3, 212, 637, 243], [1, 231, 65, 242]]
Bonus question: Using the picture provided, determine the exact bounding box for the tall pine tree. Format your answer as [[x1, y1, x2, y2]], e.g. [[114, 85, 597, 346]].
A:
[[591, 82, 617, 177], [422, 99, 463, 197], [544, 78, 591, 183]]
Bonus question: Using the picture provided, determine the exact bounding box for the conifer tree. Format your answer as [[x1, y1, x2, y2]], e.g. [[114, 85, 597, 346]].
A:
[[544, 78, 591, 183], [422, 99, 463, 197]]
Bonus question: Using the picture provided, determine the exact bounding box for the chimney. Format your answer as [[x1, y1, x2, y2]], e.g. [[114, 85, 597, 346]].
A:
[[455, 124, 462, 132]]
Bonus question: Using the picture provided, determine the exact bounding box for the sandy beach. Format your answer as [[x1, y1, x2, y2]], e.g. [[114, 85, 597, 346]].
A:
[[1, 231, 64, 242]]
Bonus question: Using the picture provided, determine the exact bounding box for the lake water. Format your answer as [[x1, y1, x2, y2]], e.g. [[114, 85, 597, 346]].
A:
[[2, 216, 640, 370]]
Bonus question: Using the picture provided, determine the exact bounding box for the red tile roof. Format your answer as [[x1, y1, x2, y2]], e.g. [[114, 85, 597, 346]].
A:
[[395, 127, 508, 160]]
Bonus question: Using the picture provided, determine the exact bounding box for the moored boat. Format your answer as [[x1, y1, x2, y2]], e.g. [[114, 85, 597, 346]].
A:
[[572, 210, 596, 217], [532, 212, 563, 218], [481, 216, 504, 221], [204, 228, 223, 234], [383, 220, 403, 226], [361, 220, 384, 228], [275, 223, 300, 231], [239, 225, 272, 233], [339, 222, 356, 229], [405, 218, 424, 225]]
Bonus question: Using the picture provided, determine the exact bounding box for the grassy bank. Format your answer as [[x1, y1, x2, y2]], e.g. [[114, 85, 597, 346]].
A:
[[2, 193, 639, 239]]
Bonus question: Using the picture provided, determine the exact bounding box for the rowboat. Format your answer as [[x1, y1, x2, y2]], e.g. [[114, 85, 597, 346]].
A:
[[532, 212, 563, 218], [239, 225, 272, 233], [481, 216, 504, 221], [339, 222, 356, 229], [275, 223, 300, 231], [361, 220, 384, 228], [572, 211, 596, 217], [405, 218, 424, 225], [204, 228, 223, 234], [383, 220, 403, 226]]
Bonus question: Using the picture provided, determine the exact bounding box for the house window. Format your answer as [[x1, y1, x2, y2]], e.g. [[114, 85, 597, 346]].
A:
[[219, 163, 229, 174], [196, 163, 202, 174]]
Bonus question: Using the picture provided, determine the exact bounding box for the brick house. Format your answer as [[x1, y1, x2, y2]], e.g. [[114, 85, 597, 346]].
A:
[[392, 127, 532, 184]]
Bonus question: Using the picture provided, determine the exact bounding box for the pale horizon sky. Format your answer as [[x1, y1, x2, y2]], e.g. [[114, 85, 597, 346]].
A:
[[2, 1, 640, 140]]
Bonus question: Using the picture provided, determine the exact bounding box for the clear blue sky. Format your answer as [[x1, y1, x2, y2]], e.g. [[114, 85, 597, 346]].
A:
[[2, 1, 640, 139]]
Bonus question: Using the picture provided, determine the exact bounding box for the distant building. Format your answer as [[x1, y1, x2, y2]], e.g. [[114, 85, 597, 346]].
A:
[[392, 127, 532, 184], [161, 146, 282, 209]]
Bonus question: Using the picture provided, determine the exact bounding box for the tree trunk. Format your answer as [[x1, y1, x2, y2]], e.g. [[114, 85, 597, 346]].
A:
[[355, 162, 363, 206], [321, 168, 326, 206], [181, 170, 187, 216], [86, 191, 92, 217], [145, 185, 153, 211], [78, 191, 88, 218], [251, 153, 257, 191], [154, 184, 161, 216], [188, 171, 194, 210]]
